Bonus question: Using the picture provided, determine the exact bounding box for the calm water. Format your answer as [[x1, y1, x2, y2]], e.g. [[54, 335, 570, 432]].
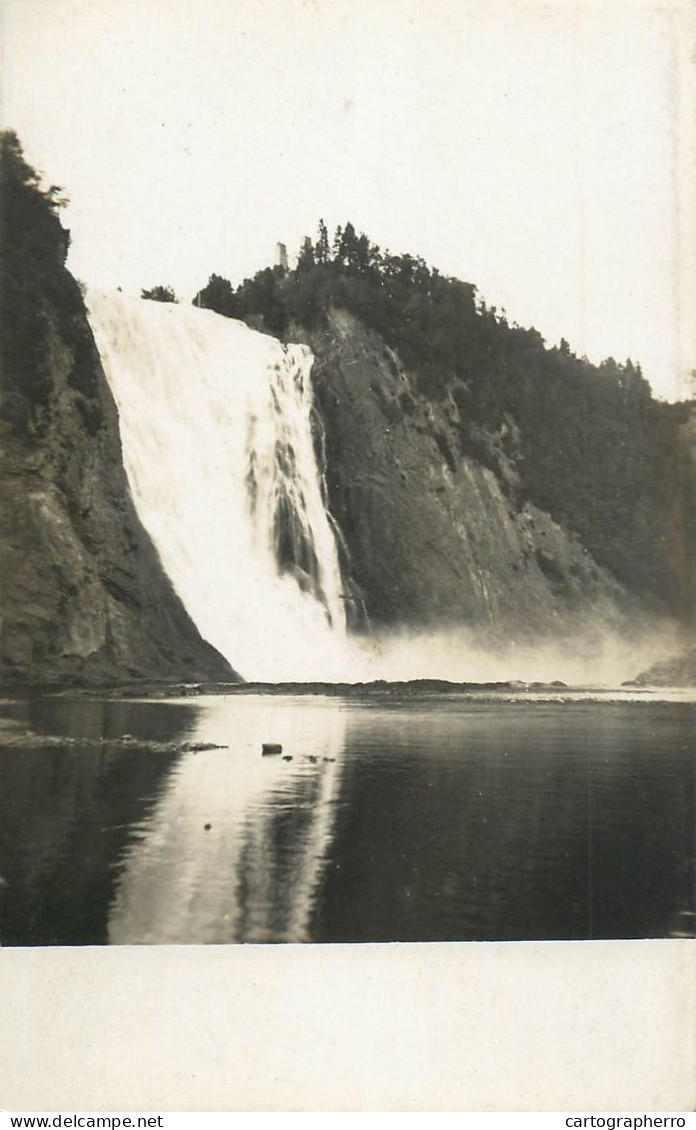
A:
[[0, 691, 693, 945]]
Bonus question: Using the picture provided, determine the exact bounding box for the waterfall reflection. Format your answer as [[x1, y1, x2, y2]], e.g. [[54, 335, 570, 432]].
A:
[[108, 697, 347, 943]]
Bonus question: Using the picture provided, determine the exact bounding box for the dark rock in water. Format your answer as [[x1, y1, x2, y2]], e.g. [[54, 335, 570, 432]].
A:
[[204, 823, 212, 831], [262, 743, 283, 755], [182, 741, 227, 752], [282, 755, 293, 761], [0, 722, 230, 756]]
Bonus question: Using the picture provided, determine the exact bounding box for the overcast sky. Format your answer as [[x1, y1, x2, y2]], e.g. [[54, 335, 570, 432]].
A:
[[3, 0, 695, 399]]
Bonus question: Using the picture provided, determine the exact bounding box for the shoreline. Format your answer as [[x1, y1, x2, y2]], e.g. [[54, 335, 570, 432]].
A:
[[0, 677, 694, 702]]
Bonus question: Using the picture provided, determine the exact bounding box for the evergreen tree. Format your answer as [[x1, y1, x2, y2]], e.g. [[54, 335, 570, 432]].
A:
[[332, 225, 343, 261], [339, 222, 359, 266], [315, 219, 330, 264], [297, 236, 316, 272]]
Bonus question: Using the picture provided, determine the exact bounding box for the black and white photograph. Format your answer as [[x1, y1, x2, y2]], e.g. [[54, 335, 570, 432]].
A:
[[0, 0, 694, 1112]]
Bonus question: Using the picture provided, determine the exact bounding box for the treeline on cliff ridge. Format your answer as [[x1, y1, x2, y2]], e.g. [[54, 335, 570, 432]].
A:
[[194, 222, 695, 617]]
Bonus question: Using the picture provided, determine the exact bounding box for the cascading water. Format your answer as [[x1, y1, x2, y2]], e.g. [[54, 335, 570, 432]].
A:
[[85, 290, 670, 687], [87, 290, 349, 681]]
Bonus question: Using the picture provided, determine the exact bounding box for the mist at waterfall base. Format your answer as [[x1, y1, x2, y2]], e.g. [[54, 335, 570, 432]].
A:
[[87, 292, 675, 687]]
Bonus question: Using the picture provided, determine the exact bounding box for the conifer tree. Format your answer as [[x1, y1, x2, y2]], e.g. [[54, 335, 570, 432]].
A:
[[315, 219, 330, 264]]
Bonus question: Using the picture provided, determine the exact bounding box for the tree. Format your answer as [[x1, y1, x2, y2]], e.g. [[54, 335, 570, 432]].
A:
[[0, 130, 67, 214], [332, 225, 343, 261], [0, 130, 69, 276], [194, 274, 239, 317], [338, 222, 359, 266], [296, 236, 316, 273], [141, 285, 178, 303], [355, 233, 372, 273], [315, 219, 330, 265], [0, 131, 101, 426]]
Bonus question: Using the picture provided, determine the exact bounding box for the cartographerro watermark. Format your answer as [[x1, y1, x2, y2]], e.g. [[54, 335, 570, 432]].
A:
[[566, 1119, 686, 1128]]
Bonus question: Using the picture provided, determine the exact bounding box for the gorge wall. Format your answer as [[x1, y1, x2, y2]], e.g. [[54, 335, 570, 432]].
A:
[[0, 136, 237, 687], [205, 237, 694, 672], [3, 133, 693, 687], [299, 309, 635, 642]]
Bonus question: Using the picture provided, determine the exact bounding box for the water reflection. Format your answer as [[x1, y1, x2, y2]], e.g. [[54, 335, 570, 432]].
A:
[[0, 699, 195, 945], [0, 693, 693, 945], [108, 697, 346, 943]]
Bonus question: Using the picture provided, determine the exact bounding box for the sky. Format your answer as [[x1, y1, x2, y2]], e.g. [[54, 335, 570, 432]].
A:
[[2, 0, 695, 400]]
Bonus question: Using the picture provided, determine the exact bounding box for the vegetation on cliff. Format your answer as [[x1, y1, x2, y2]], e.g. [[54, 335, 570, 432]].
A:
[[0, 131, 104, 436], [141, 285, 178, 303], [194, 222, 695, 619], [0, 132, 238, 685]]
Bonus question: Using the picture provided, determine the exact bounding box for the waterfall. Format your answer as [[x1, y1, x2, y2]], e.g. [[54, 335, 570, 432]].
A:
[[85, 290, 656, 687], [87, 291, 348, 681]]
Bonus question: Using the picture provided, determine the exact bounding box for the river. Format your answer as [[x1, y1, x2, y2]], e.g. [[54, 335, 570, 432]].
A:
[[0, 689, 693, 945]]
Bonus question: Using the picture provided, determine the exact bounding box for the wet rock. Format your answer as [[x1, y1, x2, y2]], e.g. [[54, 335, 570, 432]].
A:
[[181, 741, 227, 752]]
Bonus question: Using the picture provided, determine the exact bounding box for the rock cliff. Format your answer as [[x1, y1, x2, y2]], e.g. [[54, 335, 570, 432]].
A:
[[629, 646, 696, 686], [0, 135, 238, 687], [632, 409, 696, 683], [299, 309, 633, 641], [4, 134, 691, 684], [212, 232, 695, 652], [0, 297, 239, 686]]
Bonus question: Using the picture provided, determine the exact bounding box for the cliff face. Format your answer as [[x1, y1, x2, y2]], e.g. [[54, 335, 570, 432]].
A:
[[218, 239, 695, 643], [0, 135, 238, 686], [0, 288, 239, 686], [298, 309, 633, 639], [631, 409, 696, 684], [2, 129, 688, 683], [630, 646, 696, 687]]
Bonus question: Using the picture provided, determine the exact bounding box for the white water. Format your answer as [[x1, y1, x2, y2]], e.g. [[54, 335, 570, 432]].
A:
[[88, 291, 349, 681], [87, 291, 679, 686], [108, 696, 346, 943]]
